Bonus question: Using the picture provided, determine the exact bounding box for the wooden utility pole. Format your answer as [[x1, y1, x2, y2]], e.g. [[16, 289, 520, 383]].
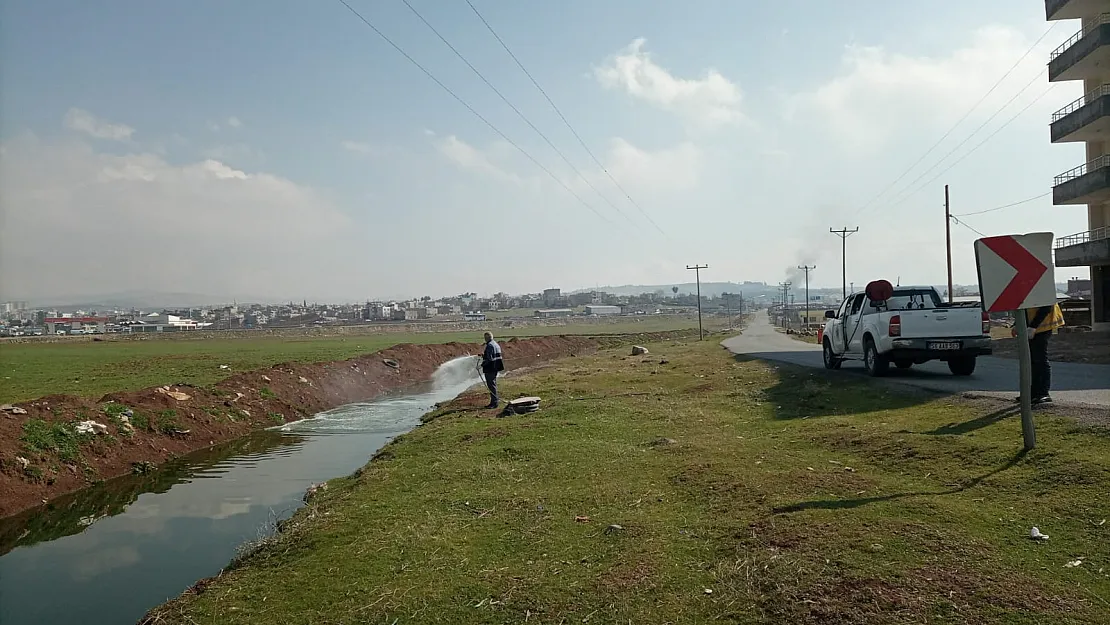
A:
[[830, 227, 859, 300], [945, 184, 954, 303], [798, 265, 816, 330], [686, 264, 708, 340]]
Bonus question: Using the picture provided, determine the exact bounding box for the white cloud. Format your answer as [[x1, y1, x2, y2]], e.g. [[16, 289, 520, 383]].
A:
[[595, 138, 701, 193], [0, 134, 355, 301], [202, 143, 264, 164], [341, 140, 378, 155], [63, 108, 135, 141], [434, 133, 700, 196], [226, 116, 242, 128], [434, 135, 523, 184], [795, 25, 1058, 148], [594, 38, 744, 127]]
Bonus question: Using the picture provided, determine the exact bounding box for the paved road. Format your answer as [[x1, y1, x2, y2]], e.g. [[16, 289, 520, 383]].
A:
[[722, 315, 1110, 408]]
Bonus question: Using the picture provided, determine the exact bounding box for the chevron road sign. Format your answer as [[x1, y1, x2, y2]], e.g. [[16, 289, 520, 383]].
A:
[[974, 232, 1056, 314]]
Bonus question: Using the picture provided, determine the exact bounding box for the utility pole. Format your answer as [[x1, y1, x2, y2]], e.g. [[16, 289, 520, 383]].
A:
[[944, 184, 954, 303], [686, 264, 708, 340], [798, 265, 816, 330], [830, 227, 859, 300], [724, 292, 732, 330], [778, 281, 792, 330]]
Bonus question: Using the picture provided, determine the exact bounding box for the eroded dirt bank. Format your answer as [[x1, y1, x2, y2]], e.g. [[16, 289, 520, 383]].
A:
[[1, 333, 675, 518]]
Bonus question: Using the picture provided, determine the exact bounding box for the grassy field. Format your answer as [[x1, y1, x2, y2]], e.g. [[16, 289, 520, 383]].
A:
[[151, 339, 1110, 624], [0, 317, 712, 404]]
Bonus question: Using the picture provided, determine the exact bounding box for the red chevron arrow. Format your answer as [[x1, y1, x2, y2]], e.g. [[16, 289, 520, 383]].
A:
[[981, 235, 1048, 312]]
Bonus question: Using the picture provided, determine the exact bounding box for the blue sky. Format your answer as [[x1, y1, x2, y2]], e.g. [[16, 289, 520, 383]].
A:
[[0, 0, 1091, 302]]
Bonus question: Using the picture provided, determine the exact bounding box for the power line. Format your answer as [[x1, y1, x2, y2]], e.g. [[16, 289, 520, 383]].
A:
[[952, 192, 1051, 217], [463, 0, 668, 237], [399, 0, 643, 231], [950, 216, 986, 238], [872, 68, 1048, 216], [885, 84, 1056, 212], [852, 23, 1057, 217], [334, 0, 612, 225]]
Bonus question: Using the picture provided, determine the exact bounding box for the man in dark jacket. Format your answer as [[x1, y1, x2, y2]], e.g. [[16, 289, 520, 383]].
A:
[[481, 331, 503, 409], [1023, 304, 1064, 404]]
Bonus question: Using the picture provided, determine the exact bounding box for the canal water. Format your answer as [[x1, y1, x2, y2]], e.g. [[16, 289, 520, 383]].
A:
[[0, 356, 482, 625]]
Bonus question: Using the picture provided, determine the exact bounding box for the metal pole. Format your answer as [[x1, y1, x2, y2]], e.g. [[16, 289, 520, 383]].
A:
[[1014, 316, 1036, 450], [686, 264, 708, 340], [945, 184, 953, 303], [725, 293, 732, 330]]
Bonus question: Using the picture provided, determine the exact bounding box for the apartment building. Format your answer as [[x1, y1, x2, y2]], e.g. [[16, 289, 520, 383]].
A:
[[1047, 0, 1110, 328]]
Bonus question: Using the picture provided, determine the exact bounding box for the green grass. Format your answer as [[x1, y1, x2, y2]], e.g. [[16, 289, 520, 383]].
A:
[[0, 317, 709, 404], [20, 418, 90, 464], [150, 340, 1110, 624], [130, 412, 150, 431], [156, 409, 179, 434]]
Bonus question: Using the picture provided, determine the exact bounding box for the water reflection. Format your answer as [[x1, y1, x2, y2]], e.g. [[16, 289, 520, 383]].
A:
[[0, 431, 302, 557], [0, 356, 481, 625]]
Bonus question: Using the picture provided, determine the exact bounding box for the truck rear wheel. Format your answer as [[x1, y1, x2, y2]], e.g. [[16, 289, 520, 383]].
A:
[[864, 337, 889, 377], [947, 356, 976, 376]]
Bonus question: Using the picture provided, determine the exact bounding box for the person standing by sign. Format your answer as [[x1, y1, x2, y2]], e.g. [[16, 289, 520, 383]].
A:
[[1024, 303, 1065, 404], [480, 331, 504, 409]]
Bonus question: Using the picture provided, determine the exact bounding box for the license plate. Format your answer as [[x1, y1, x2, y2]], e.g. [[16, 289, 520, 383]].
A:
[[928, 341, 961, 350]]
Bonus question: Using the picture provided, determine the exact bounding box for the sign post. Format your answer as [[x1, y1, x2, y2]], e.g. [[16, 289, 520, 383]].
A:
[[973, 232, 1056, 451], [1013, 321, 1035, 450]]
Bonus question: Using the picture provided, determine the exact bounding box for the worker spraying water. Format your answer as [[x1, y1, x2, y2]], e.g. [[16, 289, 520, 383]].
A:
[[477, 331, 504, 409]]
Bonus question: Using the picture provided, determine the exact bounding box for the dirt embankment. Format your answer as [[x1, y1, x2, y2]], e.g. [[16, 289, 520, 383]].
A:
[[0, 333, 677, 519], [990, 331, 1110, 365]]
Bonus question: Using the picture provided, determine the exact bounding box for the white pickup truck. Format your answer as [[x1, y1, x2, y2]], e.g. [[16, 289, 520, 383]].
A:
[[821, 285, 992, 376]]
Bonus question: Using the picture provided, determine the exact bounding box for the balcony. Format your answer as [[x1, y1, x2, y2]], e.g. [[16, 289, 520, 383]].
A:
[[1049, 14, 1110, 82], [1053, 155, 1110, 204], [1054, 227, 1110, 267], [1051, 84, 1110, 142], [1047, 0, 1110, 21]]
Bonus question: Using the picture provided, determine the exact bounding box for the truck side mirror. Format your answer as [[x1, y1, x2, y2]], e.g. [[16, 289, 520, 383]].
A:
[[824, 310, 836, 319]]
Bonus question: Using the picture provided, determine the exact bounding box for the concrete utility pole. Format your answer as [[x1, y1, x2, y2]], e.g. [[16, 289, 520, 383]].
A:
[[778, 281, 792, 330], [945, 184, 954, 303], [724, 292, 732, 330], [830, 227, 859, 301], [798, 265, 816, 330], [686, 264, 708, 340]]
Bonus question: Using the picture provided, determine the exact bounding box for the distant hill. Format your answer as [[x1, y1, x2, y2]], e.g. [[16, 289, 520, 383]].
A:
[[571, 282, 790, 299], [25, 290, 278, 311]]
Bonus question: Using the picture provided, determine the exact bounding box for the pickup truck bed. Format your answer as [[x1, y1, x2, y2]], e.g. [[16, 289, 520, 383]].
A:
[[821, 287, 991, 377]]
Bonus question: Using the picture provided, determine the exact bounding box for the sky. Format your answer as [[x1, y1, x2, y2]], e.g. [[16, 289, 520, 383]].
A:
[[0, 0, 1093, 303]]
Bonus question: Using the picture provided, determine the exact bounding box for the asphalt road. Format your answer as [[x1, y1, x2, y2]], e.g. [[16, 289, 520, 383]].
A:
[[722, 314, 1110, 408]]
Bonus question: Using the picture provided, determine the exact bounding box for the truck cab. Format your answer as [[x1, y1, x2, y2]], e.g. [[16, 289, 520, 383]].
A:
[[821, 285, 992, 376]]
